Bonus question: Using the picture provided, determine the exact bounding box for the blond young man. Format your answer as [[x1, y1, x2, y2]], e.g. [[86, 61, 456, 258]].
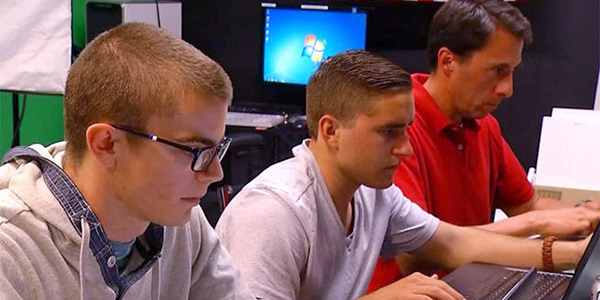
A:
[[0, 23, 254, 299]]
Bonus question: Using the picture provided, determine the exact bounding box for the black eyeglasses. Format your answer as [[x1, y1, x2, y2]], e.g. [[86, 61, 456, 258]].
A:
[[111, 124, 231, 172]]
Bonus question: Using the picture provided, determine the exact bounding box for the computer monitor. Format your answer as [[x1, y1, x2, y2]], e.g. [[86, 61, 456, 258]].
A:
[[259, 3, 367, 112]]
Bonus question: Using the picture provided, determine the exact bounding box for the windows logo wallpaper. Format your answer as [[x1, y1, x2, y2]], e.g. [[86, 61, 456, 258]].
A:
[[263, 8, 367, 85], [302, 34, 326, 63]]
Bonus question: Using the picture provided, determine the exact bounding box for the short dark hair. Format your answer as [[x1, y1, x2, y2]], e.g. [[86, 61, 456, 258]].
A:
[[306, 50, 412, 139], [64, 22, 232, 165], [426, 0, 533, 71]]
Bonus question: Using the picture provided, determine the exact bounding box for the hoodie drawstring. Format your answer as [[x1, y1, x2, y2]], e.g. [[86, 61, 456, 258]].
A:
[[151, 254, 161, 300], [79, 216, 90, 300]]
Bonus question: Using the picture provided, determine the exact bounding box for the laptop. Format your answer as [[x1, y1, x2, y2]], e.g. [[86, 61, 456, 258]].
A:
[[501, 266, 537, 300], [443, 221, 600, 300]]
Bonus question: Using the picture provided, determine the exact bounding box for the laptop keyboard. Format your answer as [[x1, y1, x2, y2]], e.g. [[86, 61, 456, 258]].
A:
[[532, 273, 569, 299], [484, 269, 569, 300], [486, 270, 523, 300]]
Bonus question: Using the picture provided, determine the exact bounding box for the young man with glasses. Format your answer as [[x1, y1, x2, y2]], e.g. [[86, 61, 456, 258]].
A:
[[0, 23, 254, 299], [216, 50, 591, 300]]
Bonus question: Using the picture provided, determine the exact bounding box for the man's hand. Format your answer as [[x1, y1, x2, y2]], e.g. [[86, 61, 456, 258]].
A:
[[520, 206, 599, 237], [577, 199, 600, 211], [358, 272, 465, 300], [484, 205, 600, 237]]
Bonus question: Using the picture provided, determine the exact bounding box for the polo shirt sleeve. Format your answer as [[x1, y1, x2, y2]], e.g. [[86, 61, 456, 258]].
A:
[[489, 118, 536, 209]]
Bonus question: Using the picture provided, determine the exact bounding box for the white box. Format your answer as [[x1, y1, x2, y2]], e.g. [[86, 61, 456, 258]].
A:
[[535, 184, 600, 204]]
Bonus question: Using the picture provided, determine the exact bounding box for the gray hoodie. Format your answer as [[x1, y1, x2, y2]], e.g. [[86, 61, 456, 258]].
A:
[[0, 142, 255, 300]]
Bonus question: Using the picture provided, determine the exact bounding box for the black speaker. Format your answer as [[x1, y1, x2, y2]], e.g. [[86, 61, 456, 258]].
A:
[[86, 0, 181, 44], [222, 132, 267, 197]]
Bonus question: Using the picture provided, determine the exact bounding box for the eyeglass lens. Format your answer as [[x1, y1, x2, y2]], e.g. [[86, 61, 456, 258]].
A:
[[192, 138, 231, 172]]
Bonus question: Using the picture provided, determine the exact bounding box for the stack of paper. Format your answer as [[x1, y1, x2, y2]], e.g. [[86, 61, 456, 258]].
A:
[[534, 108, 600, 203]]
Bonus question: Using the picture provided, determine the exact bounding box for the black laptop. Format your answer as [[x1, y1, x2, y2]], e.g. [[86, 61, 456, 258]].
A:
[[501, 266, 537, 300], [443, 222, 600, 300]]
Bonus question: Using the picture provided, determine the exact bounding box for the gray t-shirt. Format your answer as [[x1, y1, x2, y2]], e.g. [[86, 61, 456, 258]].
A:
[[216, 140, 439, 300]]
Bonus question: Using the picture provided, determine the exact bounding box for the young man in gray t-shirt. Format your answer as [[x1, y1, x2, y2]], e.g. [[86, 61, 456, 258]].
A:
[[217, 50, 590, 300]]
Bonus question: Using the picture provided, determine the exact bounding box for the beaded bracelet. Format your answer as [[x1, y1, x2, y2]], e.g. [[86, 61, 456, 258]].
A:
[[542, 236, 558, 271]]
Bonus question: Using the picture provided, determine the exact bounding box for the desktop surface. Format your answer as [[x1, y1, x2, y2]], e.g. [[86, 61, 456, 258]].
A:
[[226, 111, 285, 128]]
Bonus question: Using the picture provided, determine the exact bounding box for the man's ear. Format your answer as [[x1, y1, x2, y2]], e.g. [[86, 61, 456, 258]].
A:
[[85, 123, 119, 170], [318, 114, 341, 149], [438, 47, 457, 76]]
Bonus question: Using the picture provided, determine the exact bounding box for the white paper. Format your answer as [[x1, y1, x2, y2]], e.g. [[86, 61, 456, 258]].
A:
[[0, 0, 71, 94], [535, 116, 600, 190], [552, 107, 600, 123]]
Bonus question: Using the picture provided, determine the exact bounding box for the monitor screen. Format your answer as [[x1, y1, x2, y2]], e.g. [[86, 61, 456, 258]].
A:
[[262, 5, 367, 86]]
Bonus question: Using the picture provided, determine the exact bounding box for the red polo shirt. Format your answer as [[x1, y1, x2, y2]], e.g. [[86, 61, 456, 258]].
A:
[[367, 74, 534, 293], [394, 73, 534, 225]]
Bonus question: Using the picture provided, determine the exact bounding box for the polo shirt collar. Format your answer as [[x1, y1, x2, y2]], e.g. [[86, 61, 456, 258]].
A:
[[411, 73, 480, 133]]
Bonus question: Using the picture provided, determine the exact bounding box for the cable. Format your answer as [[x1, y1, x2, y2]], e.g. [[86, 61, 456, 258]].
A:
[[155, 0, 162, 28], [11, 93, 27, 147]]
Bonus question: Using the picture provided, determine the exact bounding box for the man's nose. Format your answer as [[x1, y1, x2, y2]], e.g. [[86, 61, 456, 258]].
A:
[[195, 157, 224, 184], [496, 74, 514, 99], [393, 137, 414, 158]]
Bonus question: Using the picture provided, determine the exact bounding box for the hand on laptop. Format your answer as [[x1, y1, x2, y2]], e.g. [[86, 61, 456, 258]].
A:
[[358, 272, 466, 300]]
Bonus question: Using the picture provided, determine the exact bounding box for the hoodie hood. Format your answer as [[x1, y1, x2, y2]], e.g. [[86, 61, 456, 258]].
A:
[[0, 142, 115, 299], [1, 142, 83, 245], [0, 143, 255, 300], [1, 143, 163, 299]]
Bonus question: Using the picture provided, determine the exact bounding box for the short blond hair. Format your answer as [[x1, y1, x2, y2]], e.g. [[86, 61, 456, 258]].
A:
[[64, 22, 232, 164]]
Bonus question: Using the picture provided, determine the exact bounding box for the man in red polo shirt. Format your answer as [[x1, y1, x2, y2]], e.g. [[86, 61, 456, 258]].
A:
[[368, 0, 600, 292]]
